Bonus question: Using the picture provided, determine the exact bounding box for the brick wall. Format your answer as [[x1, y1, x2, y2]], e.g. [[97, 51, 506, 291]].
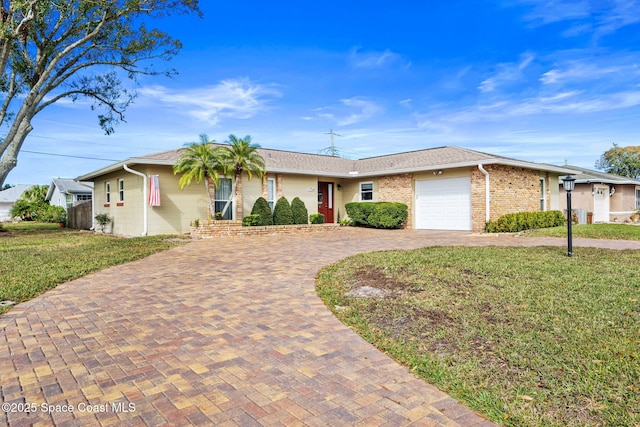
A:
[[377, 173, 414, 228], [471, 164, 544, 231], [190, 220, 340, 238], [470, 168, 488, 232]]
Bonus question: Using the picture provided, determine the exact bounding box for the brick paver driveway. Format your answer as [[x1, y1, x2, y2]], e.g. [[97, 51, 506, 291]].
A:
[[2, 229, 638, 426]]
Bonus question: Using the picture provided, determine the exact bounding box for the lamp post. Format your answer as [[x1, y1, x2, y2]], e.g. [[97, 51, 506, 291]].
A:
[[562, 175, 576, 257]]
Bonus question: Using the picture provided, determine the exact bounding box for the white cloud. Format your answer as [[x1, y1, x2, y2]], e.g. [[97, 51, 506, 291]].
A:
[[337, 97, 382, 126], [478, 52, 535, 93], [348, 48, 408, 69], [595, 0, 640, 36], [138, 79, 281, 125], [424, 89, 640, 125], [540, 61, 639, 85], [512, 0, 640, 37], [516, 0, 590, 25], [314, 97, 382, 126]]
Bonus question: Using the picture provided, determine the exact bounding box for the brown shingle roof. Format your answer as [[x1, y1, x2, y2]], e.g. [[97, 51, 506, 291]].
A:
[[78, 145, 575, 180]]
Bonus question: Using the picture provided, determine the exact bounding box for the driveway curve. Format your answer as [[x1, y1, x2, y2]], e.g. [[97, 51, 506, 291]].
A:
[[2, 229, 637, 426]]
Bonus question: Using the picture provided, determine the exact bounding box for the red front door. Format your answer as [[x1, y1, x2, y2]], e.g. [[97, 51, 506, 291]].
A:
[[317, 182, 334, 223]]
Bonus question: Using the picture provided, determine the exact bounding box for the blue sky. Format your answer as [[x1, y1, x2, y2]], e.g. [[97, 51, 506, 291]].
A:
[[8, 0, 640, 185]]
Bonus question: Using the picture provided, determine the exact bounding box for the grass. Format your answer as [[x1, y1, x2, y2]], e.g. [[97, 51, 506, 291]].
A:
[[316, 246, 640, 426], [523, 223, 640, 240], [0, 222, 190, 315]]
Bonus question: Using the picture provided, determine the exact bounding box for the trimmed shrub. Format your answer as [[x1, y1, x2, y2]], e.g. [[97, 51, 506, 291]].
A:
[[486, 210, 565, 233], [242, 214, 261, 226], [38, 205, 66, 223], [273, 197, 293, 225], [310, 213, 325, 224], [251, 197, 273, 226], [94, 212, 111, 232], [291, 197, 308, 224], [345, 202, 408, 229]]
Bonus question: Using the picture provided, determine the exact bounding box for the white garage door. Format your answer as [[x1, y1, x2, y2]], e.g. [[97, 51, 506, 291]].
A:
[[415, 177, 471, 230]]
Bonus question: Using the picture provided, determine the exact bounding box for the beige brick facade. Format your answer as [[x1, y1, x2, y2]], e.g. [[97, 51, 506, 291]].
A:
[[377, 173, 414, 228], [470, 164, 546, 231]]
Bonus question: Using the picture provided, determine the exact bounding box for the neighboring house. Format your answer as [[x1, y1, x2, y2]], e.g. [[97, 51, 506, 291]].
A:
[[559, 165, 640, 223], [0, 184, 33, 221], [76, 145, 574, 236], [45, 178, 93, 209]]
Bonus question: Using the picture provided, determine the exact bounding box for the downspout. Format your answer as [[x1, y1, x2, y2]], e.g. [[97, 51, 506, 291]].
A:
[[478, 164, 490, 223], [90, 187, 95, 230], [123, 164, 148, 236]]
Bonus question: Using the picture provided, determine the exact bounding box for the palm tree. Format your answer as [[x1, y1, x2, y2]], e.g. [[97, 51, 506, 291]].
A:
[[173, 134, 222, 217], [219, 135, 266, 219]]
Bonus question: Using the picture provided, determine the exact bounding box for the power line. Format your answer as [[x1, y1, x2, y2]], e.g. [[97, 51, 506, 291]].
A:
[[28, 134, 159, 151], [21, 150, 120, 162]]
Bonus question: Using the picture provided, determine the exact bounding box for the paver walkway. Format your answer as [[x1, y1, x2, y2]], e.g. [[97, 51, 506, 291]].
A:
[[1, 229, 638, 426]]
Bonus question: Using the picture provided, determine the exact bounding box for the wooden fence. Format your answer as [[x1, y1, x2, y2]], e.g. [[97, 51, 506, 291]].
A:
[[67, 200, 92, 230]]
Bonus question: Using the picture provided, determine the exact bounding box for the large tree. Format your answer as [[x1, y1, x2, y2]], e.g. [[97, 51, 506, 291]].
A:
[[595, 144, 640, 179], [219, 134, 266, 219], [0, 0, 201, 187]]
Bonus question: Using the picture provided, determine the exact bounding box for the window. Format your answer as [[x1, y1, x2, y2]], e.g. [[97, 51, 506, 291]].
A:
[[105, 182, 111, 203], [267, 178, 276, 211], [539, 178, 546, 211], [215, 178, 233, 219], [76, 194, 92, 201], [360, 182, 373, 201], [636, 187, 640, 210], [118, 179, 125, 202]]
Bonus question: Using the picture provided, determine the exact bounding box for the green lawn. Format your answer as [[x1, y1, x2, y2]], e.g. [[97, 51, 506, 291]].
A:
[[0, 223, 189, 315], [523, 223, 640, 240], [316, 246, 640, 427]]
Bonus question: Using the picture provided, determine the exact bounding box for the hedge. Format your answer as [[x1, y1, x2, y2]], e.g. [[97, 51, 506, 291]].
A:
[[345, 202, 408, 229], [291, 197, 308, 224], [251, 197, 273, 226], [485, 210, 565, 233], [242, 214, 262, 226], [273, 197, 294, 225], [310, 213, 324, 224]]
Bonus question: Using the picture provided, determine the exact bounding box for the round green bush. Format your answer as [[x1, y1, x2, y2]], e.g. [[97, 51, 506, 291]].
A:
[[291, 197, 308, 224], [242, 214, 262, 226], [251, 197, 273, 226], [310, 213, 325, 224], [273, 197, 293, 225]]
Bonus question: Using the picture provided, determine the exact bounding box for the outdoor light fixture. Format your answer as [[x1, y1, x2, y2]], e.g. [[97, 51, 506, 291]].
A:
[[562, 175, 576, 257]]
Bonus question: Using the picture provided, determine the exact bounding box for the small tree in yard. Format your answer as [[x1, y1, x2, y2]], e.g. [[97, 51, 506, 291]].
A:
[[291, 197, 308, 224], [0, 1, 202, 188], [94, 212, 111, 233], [218, 135, 266, 219], [10, 184, 49, 220], [273, 197, 293, 225], [251, 197, 273, 226], [173, 135, 223, 217]]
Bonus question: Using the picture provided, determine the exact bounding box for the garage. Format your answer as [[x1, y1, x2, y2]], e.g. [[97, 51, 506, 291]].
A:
[[415, 176, 472, 230]]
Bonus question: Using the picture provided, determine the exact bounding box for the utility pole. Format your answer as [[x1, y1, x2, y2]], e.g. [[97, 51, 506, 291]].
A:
[[324, 129, 342, 157]]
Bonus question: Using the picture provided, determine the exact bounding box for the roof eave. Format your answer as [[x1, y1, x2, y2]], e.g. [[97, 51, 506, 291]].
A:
[[76, 158, 176, 180], [352, 159, 579, 178], [77, 154, 580, 180], [576, 179, 640, 185]]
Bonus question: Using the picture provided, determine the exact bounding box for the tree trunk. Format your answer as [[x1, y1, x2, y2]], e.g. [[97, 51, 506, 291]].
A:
[[0, 118, 33, 187], [204, 177, 215, 219]]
